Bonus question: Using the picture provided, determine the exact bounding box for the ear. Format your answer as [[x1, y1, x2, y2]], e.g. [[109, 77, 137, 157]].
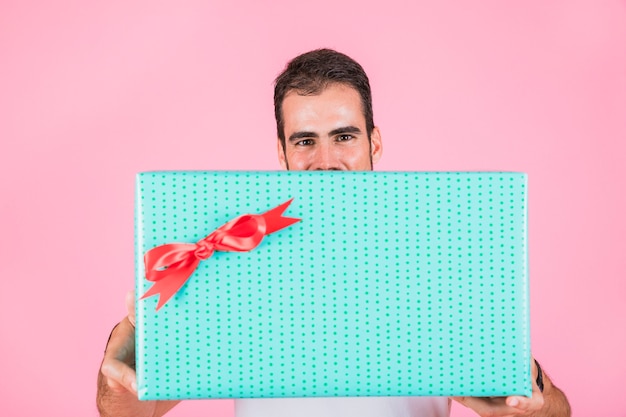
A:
[[277, 138, 288, 170], [370, 126, 383, 165]]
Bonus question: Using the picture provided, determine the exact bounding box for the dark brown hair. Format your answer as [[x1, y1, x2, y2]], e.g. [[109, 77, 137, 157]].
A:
[[274, 48, 374, 147]]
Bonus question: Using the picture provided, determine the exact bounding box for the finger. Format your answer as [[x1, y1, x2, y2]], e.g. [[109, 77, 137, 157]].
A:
[[452, 396, 517, 416], [105, 319, 135, 358], [101, 357, 138, 394], [126, 290, 136, 327], [507, 391, 544, 412], [99, 301, 139, 399], [101, 319, 138, 395], [530, 355, 538, 380]]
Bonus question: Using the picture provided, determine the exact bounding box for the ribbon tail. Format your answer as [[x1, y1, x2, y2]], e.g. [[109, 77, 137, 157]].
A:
[[140, 259, 199, 311], [262, 198, 301, 235]]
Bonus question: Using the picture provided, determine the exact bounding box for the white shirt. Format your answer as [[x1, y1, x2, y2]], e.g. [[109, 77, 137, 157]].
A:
[[235, 397, 450, 417]]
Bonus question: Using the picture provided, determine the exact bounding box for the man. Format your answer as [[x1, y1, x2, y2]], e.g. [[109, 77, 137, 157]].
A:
[[97, 48, 571, 417]]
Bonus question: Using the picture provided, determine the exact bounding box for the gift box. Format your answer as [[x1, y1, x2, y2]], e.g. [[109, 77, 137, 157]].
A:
[[135, 171, 531, 400]]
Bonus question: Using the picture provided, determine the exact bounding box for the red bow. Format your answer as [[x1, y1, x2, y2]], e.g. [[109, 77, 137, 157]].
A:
[[141, 198, 300, 310]]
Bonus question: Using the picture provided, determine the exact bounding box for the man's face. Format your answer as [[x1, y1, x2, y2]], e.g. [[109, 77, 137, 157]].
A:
[[278, 83, 382, 171]]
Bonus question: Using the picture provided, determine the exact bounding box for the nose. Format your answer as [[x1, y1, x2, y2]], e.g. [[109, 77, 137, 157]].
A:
[[310, 140, 341, 171]]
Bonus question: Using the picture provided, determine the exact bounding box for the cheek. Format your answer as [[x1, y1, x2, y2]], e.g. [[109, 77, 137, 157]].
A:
[[285, 149, 309, 169], [343, 144, 371, 168]]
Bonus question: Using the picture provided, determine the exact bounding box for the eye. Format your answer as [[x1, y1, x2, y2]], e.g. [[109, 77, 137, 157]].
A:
[[295, 139, 314, 146], [336, 134, 354, 142]]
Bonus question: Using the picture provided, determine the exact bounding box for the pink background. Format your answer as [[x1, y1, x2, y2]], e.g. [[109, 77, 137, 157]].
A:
[[1, 1, 625, 416]]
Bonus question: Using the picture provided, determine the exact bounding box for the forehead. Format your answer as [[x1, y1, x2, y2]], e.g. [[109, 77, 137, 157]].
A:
[[281, 83, 365, 130]]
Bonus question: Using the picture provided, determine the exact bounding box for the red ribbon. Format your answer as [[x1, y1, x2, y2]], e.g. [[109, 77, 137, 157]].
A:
[[141, 198, 300, 310]]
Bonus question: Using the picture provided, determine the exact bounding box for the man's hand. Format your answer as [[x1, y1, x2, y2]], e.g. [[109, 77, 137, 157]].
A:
[[453, 393, 544, 417], [96, 291, 179, 417], [453, 357, 570, 417], [100, 291, 139, 394]]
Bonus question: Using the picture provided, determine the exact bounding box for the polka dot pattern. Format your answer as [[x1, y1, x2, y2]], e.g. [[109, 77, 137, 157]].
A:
[[135, 171, 531, 400]]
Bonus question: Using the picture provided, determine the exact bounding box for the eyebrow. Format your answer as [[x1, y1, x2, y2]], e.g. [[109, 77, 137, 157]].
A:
[[288, 131, 319, 142], [287, 126, 362, 143], [328, 126, 362, 136]]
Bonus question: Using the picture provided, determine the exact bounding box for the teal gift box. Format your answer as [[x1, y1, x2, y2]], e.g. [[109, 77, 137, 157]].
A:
[[135, 171, 531, 400]]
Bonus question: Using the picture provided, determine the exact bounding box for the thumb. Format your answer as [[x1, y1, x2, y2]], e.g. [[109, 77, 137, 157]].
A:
[[126, 290, 136, 327], [101, 359, 138, 394]]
